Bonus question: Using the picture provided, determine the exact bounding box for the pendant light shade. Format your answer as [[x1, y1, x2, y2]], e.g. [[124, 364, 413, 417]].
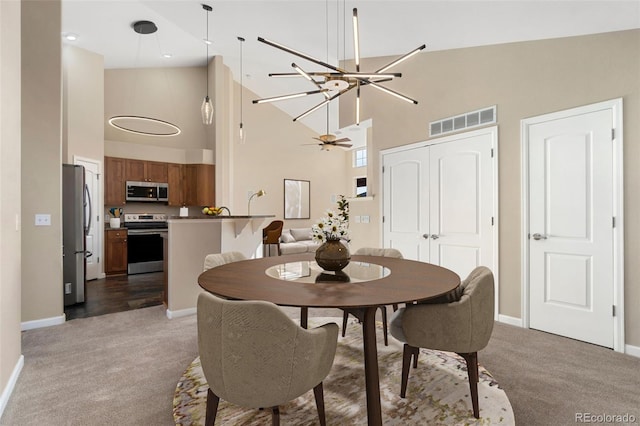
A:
[[201, 95, 213, 125], [201, 4, 213, 125]]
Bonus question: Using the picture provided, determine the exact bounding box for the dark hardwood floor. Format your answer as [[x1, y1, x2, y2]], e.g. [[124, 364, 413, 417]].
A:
[[64, 272, 164, 320]]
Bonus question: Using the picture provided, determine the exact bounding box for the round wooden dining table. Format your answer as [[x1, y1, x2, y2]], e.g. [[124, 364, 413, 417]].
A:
[[198, 253, 460, 426]]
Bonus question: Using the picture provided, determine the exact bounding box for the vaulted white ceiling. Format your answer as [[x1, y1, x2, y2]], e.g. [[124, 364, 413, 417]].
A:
[[62, 0, 640, 134]]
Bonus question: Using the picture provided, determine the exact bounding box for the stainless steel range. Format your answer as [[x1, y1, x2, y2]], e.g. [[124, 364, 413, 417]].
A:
[[124, 213, 168, 275]]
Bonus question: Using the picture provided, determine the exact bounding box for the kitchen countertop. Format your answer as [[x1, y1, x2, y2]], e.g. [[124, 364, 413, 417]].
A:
[[168, 214, 275, 220]]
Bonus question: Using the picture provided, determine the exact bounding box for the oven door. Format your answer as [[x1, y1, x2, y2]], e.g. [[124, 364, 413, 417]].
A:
[[127, 230, 165, 274]]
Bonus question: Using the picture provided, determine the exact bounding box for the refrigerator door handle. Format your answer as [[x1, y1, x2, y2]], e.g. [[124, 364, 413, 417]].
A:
[[84, 183, 92, 236]]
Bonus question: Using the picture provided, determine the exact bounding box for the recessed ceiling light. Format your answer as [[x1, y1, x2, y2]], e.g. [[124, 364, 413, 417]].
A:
[[63, 33, 78, 41], [203, 39, 212, 45], [162, 53, 172, 59]]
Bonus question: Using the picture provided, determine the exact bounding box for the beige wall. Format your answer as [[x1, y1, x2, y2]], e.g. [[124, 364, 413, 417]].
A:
[[21, 0, 63, 322], [0, 0, 23, 406], [63, 45, 104, 164], [230, 80, 349, 226], [340, 29, 640, 346], [104, 67, 208, 149]]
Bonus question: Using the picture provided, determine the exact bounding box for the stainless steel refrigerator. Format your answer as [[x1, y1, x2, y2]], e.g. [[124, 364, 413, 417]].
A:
[[63, 164, 89, 306]]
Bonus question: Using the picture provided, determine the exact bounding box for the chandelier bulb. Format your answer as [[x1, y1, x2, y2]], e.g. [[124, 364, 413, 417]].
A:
[[239, 123, 246, 144]]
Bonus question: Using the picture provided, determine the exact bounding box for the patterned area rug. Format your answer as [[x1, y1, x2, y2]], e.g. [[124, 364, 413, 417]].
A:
[[173, 317, 514, 425]]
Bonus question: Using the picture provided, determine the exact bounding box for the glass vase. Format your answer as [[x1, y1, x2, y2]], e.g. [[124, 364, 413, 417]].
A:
[[315, 239, 350, 271]]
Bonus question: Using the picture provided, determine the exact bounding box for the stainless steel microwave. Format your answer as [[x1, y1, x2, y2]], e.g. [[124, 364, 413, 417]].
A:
[[126, 181, 169, 202]]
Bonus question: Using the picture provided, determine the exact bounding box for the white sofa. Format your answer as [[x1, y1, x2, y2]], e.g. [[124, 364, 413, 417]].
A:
[[279, 228, 319, 255]]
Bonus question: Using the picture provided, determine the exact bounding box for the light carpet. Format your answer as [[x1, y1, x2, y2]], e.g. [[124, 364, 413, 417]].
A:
[[173, 317, 514, 425]]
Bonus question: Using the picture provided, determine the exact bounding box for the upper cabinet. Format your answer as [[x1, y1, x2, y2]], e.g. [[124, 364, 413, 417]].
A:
[[184, 164, 215, 207], [167, 163, 185, 206], [125, 159, 168, 183], [104, 156, 126, 206]]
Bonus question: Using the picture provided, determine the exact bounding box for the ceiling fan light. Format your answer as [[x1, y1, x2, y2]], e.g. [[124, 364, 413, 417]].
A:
[[294, 99, 330, 122], [253, 89, 327, 104], [376, 44, 426, 73], [368, 83, 417, 104], [342, 73, 400, 79], [356, 85, 361, 125], [353, 8, 360, 71]]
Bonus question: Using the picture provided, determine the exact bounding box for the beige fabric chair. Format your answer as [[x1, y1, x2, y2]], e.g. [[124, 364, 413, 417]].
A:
[[197, 292, 339, 426], [389, 266, 495, 419], [341, 247, 404, 346], [203, 251, 246, 271]]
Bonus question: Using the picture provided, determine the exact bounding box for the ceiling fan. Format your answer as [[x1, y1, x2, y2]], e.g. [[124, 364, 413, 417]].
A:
[[253, 8, 425, 125], [307, 133, 353, 151]]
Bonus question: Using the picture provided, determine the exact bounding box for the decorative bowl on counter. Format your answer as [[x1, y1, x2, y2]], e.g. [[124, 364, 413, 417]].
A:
[[202, 206, 230, 216]]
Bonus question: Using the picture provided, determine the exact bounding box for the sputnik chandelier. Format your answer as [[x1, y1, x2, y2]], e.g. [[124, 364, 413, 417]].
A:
[[252, 8, 425, 124]]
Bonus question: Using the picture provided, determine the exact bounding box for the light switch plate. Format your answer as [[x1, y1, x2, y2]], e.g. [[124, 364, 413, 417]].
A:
[[35, 214, 51, 226], [362, 215, 370, 223], [354, 215, 361, 223]]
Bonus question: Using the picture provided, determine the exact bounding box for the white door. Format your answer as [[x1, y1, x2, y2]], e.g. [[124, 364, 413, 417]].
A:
[[382, 147, 430, 260], [429, 134, 494, 280], [75, 157, 101, 280], [382, 127, 497, 282], [527, 108, 615, 348]]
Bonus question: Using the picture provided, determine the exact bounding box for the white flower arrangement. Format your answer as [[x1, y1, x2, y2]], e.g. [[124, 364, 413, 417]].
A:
[[312, 209, 349, 243]]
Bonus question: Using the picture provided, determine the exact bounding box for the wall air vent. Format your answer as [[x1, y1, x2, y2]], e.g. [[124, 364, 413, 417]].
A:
[[429, 106, 496, 137]]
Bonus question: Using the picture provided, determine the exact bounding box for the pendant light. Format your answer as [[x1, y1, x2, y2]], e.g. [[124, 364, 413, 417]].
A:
[[238, 36, 247, 143], [201, 4, 214, 125]]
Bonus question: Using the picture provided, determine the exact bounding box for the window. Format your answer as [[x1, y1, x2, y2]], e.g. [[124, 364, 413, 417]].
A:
[[355, 177, 367, 197], [353, 148, 367, 168]]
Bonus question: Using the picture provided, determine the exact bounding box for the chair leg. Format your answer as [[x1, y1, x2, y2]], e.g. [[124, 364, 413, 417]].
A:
[[205, 388, 220, 426], [379, 306, 389, 346], [459, 352, 480, 419], [400, 344, 413, 398], [271, 406, 280, 426], [392, 303, 398, 311], [412, 346, 419, 368], [313, 382, 327, 426], [341, 311, 349, 337]]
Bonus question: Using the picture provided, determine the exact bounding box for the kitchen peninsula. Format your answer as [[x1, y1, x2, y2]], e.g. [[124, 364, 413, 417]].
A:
[[163, 214, 275, 318]]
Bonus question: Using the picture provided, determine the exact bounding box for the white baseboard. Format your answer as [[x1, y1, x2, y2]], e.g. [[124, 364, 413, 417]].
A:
[[0, 355, 24, 419], [166, 307, 196, 319], [498, 314, 523, 327], [625, 344, 640, 358], [21, 314, 66, 331]]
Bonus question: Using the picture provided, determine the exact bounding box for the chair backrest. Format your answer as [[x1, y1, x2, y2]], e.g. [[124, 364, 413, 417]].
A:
[[197, 292, 338, 409], [203, 251, 246, 271], [355, 247, 404, 259], [402, 266, 495, 353], [263, 220, 284, 244]]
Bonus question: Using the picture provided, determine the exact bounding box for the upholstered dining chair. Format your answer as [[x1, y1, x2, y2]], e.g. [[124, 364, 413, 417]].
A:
[[203, 251, 246, 271], [197, 292, 339, 426], [341, 247, 404, 346], [389, 266, 495, 419], [262, 220, 284, 257]]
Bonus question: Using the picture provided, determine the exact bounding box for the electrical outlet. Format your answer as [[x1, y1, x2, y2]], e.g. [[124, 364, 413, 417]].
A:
[[361, 215, 370, 223], [35, 214, 51, 226]]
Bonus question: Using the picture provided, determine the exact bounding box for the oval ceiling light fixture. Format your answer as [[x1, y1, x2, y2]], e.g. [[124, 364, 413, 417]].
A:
[[108, 116, 181, 137]]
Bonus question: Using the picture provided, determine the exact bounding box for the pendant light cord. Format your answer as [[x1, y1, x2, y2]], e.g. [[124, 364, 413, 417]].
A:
[[239, 36, 244, 127], [205, 9, 209, 97]]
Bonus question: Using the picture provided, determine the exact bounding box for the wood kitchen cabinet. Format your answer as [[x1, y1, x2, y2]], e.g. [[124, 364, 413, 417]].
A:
[[167, 163, 185, 206], [125, 159, 168, 183], [184, 164, 215, 206], [104, 156, 126, 206], [105, 229, 128, 275]]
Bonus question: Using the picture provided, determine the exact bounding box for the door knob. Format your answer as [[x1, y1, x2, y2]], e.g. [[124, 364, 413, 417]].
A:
[[422, 234, 430, 239], [532, 233, 547, 240], [431, 234, 439, 240]]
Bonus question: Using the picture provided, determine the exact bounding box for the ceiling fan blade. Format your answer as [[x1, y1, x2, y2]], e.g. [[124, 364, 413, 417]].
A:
[[258, 37, 346, 73], [352, 8, 360, 72], [367, 81, 418, 105], [376, 44, 427, 73], [252, 88, 328, 104], [335, 143, 353, 148], [334, 137, 351, 143], [292, 63, 331, 99], [311, 137, 324, 142]]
